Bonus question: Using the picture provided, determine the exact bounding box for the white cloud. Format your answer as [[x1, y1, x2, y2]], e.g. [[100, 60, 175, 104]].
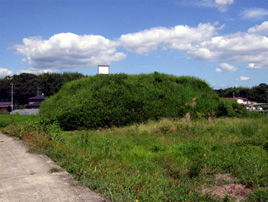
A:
[[0, 67, 13, 78], [178, 0, 216, 9], [240, 76, 250, 81], [187, 32, 268, 68], [178, 0, 233, 12], [215, 0, 234, 12], [219, 63, 238, 71], [119, 23, 218, 53], [215, 0, 233, 5], [247, 63, 257, 69], [241, 8, 268, 20], [118, 22, 268, 69], [17, 67, 57, 75], [248, 21, 268, 35], [14, 33, 126, 71], [12, 20, 268, 73], [0, 66, 56, 77]]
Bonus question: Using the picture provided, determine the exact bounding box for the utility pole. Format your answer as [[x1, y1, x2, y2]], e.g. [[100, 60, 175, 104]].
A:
[[10, 82, 13, 111], [266, 89, 268, 104]]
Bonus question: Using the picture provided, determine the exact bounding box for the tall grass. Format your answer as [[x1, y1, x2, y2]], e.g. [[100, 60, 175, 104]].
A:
[[0, 114, 37, 130], [3, 116, 268, 201]]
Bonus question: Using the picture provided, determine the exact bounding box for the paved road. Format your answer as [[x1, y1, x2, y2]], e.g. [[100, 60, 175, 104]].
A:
[[0, 133, 104, 202]]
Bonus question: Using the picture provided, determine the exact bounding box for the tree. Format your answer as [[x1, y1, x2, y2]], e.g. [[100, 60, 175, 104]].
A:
[[216, 83, 268, 103], [0, 72, 85, 105]]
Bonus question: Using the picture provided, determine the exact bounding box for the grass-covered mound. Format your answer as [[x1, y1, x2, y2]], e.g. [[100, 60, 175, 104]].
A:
[[39, 73, 239, 130]]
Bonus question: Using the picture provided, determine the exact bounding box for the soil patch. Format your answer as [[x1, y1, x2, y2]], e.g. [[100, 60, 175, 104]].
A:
[[201, 173, 251, 201]]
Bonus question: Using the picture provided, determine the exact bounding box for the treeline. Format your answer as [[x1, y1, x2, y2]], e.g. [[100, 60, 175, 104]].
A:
[[215, 83, 268, 103], [0, 72, 84, 105]]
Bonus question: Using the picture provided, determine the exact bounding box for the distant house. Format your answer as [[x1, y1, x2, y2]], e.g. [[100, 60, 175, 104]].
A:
[[228, 97, 252, 106], [26, 95, 47, 109], [0, 102, 11, 112]]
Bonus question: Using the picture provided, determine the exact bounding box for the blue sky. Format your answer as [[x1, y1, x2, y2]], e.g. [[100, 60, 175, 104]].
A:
[[0, 0, 268, 89]]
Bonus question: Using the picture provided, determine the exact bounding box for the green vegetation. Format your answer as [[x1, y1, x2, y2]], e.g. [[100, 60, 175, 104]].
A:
[[0, 114, 36, 130], [49, 167, 62, 173], [215, 83, 268, 103], [1, 73, 266, 201], [246, 189, 268, 201], [0, 72, 84, 106], [2, 116, 268, 201], [1, 72, 266, 107], [39, 73, 245, 130]]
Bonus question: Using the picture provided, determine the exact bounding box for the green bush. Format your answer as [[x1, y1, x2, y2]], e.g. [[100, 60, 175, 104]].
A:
[[40, 73, 228, 130], [217, 98, 246, 117]]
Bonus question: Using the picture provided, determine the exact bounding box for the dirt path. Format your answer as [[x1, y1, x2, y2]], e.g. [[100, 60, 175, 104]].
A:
[[0, 133, 104, 202]]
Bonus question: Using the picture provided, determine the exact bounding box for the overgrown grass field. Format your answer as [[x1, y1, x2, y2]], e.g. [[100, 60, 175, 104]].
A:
[[3, 117, 268, 201], [1, 74, 267, 201], [0, 114, 36, 130]]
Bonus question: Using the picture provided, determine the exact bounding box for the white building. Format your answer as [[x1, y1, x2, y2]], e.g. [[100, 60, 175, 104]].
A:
[[228, 97, 252, 106]]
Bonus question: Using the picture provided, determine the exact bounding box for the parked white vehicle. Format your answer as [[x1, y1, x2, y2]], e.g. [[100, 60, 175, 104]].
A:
[[257, 106, 263, 111], [246, 106, 256, 111]]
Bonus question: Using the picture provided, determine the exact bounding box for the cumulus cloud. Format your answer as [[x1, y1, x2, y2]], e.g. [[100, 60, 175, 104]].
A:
[[118, 21, 268, 69], [14, 33, 126, 71], [119, 23, 218, 53], [248, 21, 268, 35], [219, 63, 238, 71], [240, 8, 268, 20], [0, 67, 13, 78], [187, 32, 268, 68], [240, 76, 250, 81], [215, 63, 237, 72], [12, 20, 268, 72]]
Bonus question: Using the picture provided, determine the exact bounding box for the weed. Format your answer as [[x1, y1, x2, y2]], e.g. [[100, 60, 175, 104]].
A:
[[27, 148, 46, 154], [0, 115, 36, 130], [80, 131, 90, 147], [16, 135, 22, 140], [187, 160, 203, 178], [241, 123, 258, 137], [223, 194, 230, 202], [263, 142, 268, 152], [246, 189, 268, 202], [48, 121, 65, 142], [151, 144, 166, 152], [49, 167, 62, 173]]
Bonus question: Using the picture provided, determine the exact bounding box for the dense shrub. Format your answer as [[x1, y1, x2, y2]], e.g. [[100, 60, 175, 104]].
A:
[[40, 73, 227, 130], [217, 98, 246, 117]]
